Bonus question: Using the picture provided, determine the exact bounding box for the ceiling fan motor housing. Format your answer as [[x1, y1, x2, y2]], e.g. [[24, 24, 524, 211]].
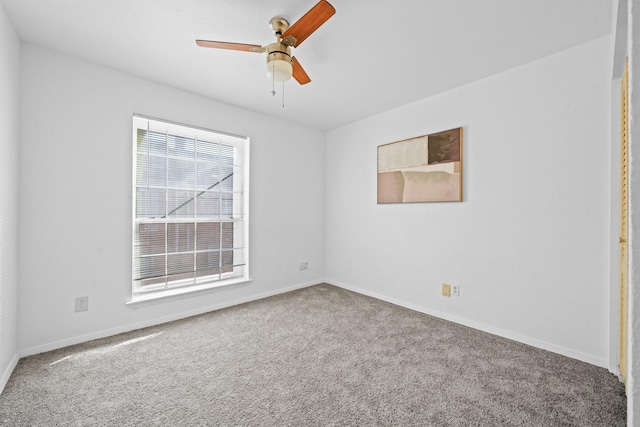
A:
[[266, 42, 293, 82]]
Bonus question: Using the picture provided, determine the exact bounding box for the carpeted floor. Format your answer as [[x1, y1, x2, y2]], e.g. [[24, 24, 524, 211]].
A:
[[0, 284, 627, 426]]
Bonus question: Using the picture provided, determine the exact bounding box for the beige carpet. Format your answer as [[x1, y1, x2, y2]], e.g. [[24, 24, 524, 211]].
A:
[[0, 284, 626, 426]]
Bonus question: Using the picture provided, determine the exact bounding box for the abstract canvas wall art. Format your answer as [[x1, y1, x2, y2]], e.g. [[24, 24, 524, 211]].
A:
[[377, 127, 462, 203]]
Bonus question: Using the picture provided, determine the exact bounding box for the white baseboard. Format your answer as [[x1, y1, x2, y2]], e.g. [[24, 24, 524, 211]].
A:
[[18, 278, 606, 368], [326, 279, 608, 368], [0, 351, 20, 395], [20, 280, 320, 357]]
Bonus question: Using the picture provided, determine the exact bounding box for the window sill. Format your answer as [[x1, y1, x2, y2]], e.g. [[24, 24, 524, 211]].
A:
[[126, 276, 252, 306]]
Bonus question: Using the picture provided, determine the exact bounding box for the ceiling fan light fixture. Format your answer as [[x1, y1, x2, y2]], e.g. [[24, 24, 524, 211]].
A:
[[267, 58, 293, 82], [266, 44, 293, 82]]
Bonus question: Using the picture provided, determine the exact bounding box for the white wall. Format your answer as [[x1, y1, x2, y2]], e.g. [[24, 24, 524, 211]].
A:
[[0, 0, 20, 391], [18, 44, 325, 354], [325, 36, 613, 367]]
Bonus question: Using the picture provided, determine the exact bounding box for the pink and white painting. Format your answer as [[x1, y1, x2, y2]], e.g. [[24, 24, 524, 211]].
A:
[[377, 127, 462, 203]]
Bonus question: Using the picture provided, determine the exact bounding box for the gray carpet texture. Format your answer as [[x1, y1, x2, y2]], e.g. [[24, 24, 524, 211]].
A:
[[0, 284, 626, 426]]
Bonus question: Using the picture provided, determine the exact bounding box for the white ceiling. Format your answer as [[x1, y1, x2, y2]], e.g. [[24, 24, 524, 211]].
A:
[[2, 0, 613, 131]]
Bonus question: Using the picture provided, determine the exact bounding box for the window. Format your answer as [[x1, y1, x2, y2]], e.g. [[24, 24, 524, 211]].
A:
[[132, 115, 249, 301]]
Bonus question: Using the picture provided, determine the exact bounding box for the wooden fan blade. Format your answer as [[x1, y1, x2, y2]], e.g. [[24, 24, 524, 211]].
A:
[[195, 40, 263, 53], [281, 0, 336, 47], [292, 57, 311, 85]]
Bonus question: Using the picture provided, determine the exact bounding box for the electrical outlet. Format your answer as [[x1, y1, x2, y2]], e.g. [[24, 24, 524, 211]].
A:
[[299, 262, 308, 271], [75, 296, 89, 312], [442, 283, 451, 297], [452, 284, 460, 297]]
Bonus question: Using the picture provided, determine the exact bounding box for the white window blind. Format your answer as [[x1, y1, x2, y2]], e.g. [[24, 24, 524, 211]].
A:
[[132, 115, 249, 300]]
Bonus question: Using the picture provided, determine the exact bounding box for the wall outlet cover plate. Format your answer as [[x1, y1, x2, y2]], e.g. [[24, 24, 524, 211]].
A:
[[75, 296, 89, 312]]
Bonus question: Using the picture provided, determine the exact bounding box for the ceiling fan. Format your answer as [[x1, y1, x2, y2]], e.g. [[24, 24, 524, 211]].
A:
[[196, 0, 336, 86]]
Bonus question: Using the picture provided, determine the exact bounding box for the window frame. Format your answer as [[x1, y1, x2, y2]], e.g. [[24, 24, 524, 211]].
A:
[[129, 115, 250, 303]]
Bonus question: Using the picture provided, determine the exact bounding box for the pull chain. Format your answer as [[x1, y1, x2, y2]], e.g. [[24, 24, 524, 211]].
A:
[[268, 61, 285, 108], [271, 62, 276, 96]]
